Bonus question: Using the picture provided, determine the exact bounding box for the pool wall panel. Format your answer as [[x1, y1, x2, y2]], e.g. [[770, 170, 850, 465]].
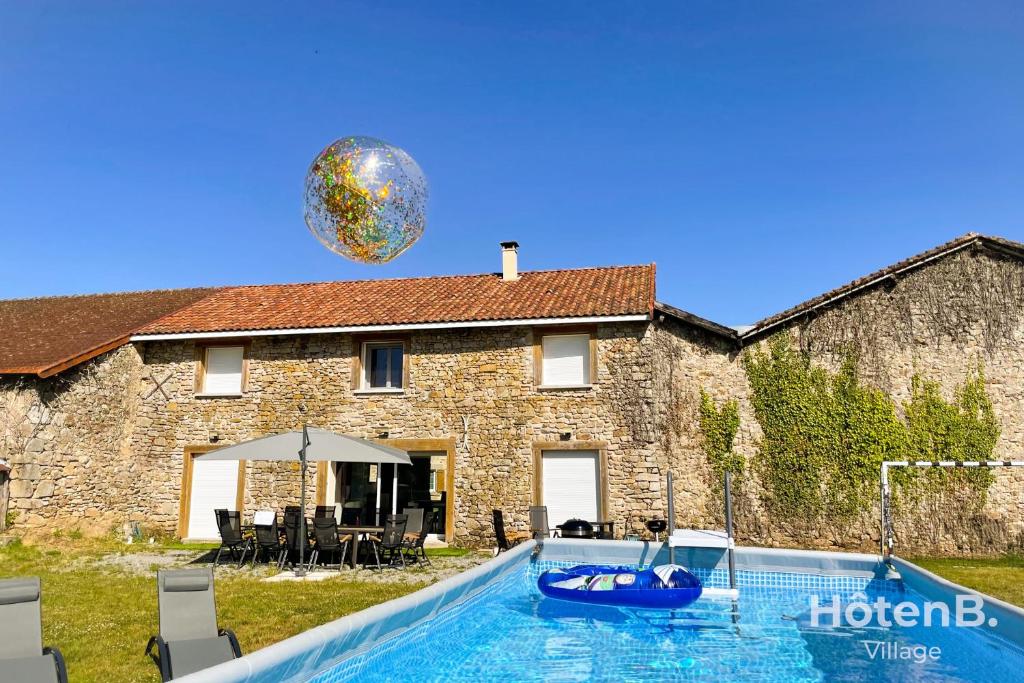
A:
[[175, 541, 536, 683]]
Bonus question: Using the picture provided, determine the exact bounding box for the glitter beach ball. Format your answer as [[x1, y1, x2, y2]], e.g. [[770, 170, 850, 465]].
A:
[[304, 136, 428, 264]]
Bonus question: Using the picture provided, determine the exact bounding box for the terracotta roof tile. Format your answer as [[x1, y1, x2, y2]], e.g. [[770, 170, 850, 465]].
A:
[[138, 265, 656, 334], [0, 288, 222, 376]]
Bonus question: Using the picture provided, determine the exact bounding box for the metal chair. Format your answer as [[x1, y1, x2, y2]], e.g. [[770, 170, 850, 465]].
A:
[[251, 515, 284, 566], [493, 509, 530, 553], [403, 509, 435, 564], [0, 577, 68, 683], [145, 568, 241, 682], [213, 509, 252, 568], [307, 517, 352, 573], [529, 505, 558, 539], [279, 508, 312, 570], [363, 514, 408, 570], [401, 507, 424, 542]]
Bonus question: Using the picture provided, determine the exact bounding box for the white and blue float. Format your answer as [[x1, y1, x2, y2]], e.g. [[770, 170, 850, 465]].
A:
[[537, 563, 703, 609], [538, 471, 741, 609]]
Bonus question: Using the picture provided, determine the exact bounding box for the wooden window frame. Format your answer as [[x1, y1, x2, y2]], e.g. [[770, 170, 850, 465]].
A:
[[177, 445, 246, 539], [194, 340, 250, 397], [377, 438, 457, 541], [532, 325, 598, 389], [350, 334, 410, 393], [531, 440, 609, 521]]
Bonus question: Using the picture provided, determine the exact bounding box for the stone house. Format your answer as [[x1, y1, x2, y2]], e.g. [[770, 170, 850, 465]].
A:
[[3, 235, 1024, 552]]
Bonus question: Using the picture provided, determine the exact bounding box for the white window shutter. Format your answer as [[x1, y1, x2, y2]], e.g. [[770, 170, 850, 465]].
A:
[[542, 451, 600, 526], [204, 346, 244, 394], [542, 334, 590, 386]]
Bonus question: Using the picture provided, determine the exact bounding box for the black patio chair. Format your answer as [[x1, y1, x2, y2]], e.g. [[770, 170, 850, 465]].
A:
[[493, 509, 530, 553], [251, 515, 284, 566], [307, 517, 352, 573], [401, 507, 424, 542], [213, 509, 252, 568], [314, 505, 335, 520], [403, 509, 436, 565], [363, 514, 408, 570], [279, 508, 312, 570], [0, 577, 68, 683], [145, 568, 241, 682], [529, 505, 558, 539]]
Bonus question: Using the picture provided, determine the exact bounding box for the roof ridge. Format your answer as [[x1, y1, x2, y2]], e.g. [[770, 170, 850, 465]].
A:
[[742, 232, 1023, 338], [213, 263, 653, 292], [0, 284, 227, 305]]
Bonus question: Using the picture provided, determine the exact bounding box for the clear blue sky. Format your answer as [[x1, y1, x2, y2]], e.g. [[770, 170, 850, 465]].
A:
[[1, 2, 1022, 325]]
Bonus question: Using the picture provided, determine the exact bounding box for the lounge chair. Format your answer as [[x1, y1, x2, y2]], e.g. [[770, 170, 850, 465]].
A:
[[0, 577, 68, 683], [213, 509, 252, 568], [308, 517, 352, 572], [403, 509, 436, 564], [492, 509, 530, 553], [145, 568, 241, 681], [363, 514, 408, 570], [529, 505, 558, 539]]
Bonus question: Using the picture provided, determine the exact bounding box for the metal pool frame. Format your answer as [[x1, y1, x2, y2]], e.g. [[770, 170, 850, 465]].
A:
[[177, 538, 1024, 683]]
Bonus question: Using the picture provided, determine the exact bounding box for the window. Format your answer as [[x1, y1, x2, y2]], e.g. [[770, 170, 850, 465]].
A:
[[201, 345, 245, 395], [541, 333, 591, 386], [541, 450, 601, 526], [362, 342, 404, 390]]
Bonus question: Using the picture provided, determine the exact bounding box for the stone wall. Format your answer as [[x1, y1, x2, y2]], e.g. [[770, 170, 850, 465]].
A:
[[779, 247, 1024, 554], [0, 345, 144, 531], [127, 322, 660, 546], [650, 246, 1024, 555]]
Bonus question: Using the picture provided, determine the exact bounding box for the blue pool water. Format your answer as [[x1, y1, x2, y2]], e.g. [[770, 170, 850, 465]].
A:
[[310, 561, 1024, 682]]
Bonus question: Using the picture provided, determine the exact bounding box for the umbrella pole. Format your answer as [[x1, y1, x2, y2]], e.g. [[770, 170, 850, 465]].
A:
[[375, 462, 383, 525], [392, 466, 398, 516], [296, 424, 309, 577]]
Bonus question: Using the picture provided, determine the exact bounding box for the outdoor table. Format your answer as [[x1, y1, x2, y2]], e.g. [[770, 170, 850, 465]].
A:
[[336, 525, 385, 568]]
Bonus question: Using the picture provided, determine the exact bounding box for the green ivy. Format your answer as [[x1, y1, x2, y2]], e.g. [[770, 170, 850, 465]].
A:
[[904, 371, 999, 500], [741, 335, 998, 521], [698, 390, 742, 481]]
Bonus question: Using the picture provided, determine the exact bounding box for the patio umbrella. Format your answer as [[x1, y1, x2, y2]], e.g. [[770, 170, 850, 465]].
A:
[[198, 425, 411, 574]]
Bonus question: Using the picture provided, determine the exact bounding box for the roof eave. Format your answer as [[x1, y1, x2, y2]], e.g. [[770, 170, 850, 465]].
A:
[[653, 301, 738, 341], [739, 233, 1023, 342], [131, 313, 653, 341]]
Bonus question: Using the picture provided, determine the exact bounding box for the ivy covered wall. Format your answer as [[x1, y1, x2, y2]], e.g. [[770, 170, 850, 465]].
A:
[[656, 246, 1024, 555]]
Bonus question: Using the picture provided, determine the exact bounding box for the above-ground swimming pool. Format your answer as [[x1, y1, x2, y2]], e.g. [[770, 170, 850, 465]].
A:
[[179, 540, 1024, 683]]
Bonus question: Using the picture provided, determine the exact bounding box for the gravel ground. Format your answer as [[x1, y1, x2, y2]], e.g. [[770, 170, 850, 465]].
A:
[[85, 546, 492, 584]]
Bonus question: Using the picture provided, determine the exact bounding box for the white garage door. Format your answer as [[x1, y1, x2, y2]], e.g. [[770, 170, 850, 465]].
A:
[[542, 450, 599, 528], [187, 459, 240, 539]]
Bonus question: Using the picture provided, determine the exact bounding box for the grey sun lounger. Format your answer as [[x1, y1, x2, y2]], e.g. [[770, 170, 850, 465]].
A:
[[0, 577, 68, 683], [145, 568, 241, 681]]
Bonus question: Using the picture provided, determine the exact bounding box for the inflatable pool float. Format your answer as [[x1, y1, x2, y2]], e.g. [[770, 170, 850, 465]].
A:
[[537, 564, 702, 609]]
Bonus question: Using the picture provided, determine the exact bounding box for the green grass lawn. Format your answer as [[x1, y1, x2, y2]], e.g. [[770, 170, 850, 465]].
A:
[[0, 538, 459, 683], [908, 554, 1024, 607]]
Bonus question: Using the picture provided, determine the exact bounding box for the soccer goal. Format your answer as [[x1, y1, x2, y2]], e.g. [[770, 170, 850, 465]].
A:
[[879, 460, 1024, 560]]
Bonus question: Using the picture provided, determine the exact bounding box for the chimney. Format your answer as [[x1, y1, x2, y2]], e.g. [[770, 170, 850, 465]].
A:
[[500, 241, 519, 281]]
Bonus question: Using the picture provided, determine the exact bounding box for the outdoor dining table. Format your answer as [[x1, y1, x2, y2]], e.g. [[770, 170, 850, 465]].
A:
[[336, 525, 385, 568]]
